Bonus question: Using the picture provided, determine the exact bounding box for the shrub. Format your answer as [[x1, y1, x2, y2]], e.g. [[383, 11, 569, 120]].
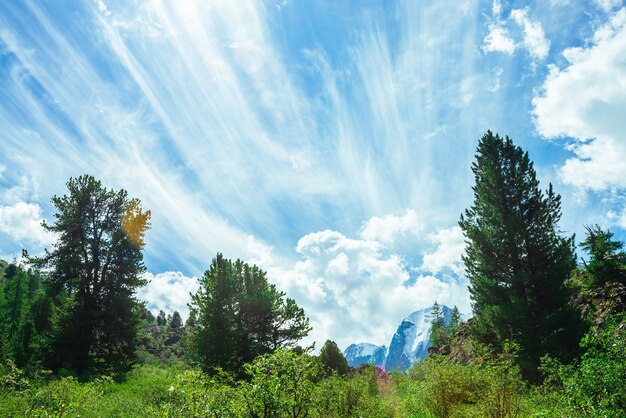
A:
[[405, 348, 524, 418], [153, 368, 245, 417], [0, 360, 30, 391], [242, 349, 319, 417], [27, 375, 111, 416], [541, 314, 626, 416]]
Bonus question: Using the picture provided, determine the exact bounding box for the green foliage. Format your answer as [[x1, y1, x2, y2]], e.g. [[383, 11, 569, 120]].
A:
[[404, 348, 524, 418], [155, 368, 245, 417], [189, 253, 311, 376], [0, 359, 31, 391], [139, 304, 156, 323], [579, 225, 626, 288], [170, 310, 183, 329], [26, 175, 151, 375], [449, 306, 461, 332], [459, 131, 582, 380], [0, 263, 56, 371], [430, 303, 463, 354], [318, 339, 349, 377], [0, 351, 619, 418], [242, 349, 319, 417], [430, 302, 447, 349], [316, 366, 395, 418], [156, 309, 167, 326], [541, 313, 626, 416]]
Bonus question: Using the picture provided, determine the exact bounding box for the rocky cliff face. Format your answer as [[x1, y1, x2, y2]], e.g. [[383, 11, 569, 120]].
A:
[[384, 305, 453, 371], [343, 305, 461, 371], [343, 343, 387, 368]]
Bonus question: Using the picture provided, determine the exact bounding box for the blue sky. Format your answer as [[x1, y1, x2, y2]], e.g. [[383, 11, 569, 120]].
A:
[[1, 0, 626, 350]]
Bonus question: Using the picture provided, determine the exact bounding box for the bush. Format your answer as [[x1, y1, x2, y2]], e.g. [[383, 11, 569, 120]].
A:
[[242, 349, 319, 417], [0, 360, 30, 391], [28, 375, 111, 416], [404, 349, 524, 418], [153, 369, 245, 417], [541, 314, 626, 416]]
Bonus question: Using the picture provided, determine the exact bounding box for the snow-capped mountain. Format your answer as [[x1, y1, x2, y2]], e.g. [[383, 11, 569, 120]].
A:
[[343, 343, 387, 368], [384, 305, 453, 371]]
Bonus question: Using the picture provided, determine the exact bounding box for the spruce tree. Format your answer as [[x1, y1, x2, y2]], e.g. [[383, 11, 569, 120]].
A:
[[318, 340, 349, 376], [190, 253, 310, 376], [580, 225, 626, 288], [157, 310, 167, 326], [27, 175, 151, 374], [459, 131, 582, 380], [170, 311, 182, 329], [0, 263, 55, 369], [448, 306, 461, 333], [429, 302, 446, 348]]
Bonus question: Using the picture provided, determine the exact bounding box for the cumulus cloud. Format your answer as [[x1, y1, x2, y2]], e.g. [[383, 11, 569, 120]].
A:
[[137, 271, 200, 319], [359, 209, 423, 244], [533, 8, 626, 190], [483, 25, 516, 55], [511, 9, 550, 60], [255, 213, 471, 351], [421, 226, 465, 276], [0, 202, 55, 249], [482, 5, 550, 61]]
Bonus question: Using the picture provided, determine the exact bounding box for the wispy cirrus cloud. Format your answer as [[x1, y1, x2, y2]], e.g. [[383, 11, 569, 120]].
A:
[[1, 0, 623, 346]]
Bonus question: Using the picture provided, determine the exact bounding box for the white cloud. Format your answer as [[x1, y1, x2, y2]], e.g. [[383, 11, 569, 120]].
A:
[[483, 25, 517, 55], [421, 226, 465, 276], [549, 0, 572, 6], [0, 1, 486, 347], [511, 8, 550, 60], [595, 0, 622, 12], [96, 0, 112, 17], [359, 209, 423, 244], [492, 0, 503, 16], [259, 217, 470, 351], [533, 8, 626, 190], [608, 207, 626, 229], [136, 214, 471, 351], [0, 202, 55, 249], [138, 271, 200, 319]]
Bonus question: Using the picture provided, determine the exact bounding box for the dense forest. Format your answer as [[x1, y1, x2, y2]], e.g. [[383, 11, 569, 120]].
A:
[[1, 132, 624, 417]]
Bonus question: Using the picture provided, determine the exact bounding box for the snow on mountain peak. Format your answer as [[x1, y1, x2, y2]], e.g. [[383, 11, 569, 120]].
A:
[[344, 305, 467, 372], [343, 343, 387, 368]]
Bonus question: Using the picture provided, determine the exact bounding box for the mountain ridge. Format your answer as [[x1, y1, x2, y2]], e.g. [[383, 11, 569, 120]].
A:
[[344, 305, 461, 371]]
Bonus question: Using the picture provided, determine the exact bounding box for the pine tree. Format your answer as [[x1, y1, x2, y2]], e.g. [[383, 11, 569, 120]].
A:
[[459, 131, 582, 380], [185, 310, 197, 329], [157, 310, 167, 326], [580, 225, 626, 288], [429, 302, 446, 348], [27, 175, 151, 374], [139, 306, 156, 324], [0, 263, 54, 368], [170, 311, 182, 329], [448, 305, 462, 335], [318, 340, 349, 377], [190, 253, 311, 376]]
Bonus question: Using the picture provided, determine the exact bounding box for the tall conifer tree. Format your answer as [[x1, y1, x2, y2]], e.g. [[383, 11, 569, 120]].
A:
[[459, 131, 582, 379], [318, 340, 349, 377], [190, 253, 310, 376], [28, 175, 151, 374]]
